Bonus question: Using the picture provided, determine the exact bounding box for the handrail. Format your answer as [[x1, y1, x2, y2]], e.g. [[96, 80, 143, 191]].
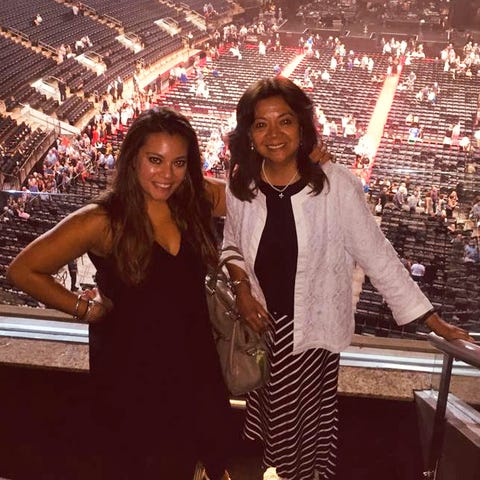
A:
[[78, 2, 97, 16], [0, 307, 478, 378], [38, 41, 57, 55], [8, 27, 29, 42], [103, 14, 122, 28], [84, 50, 103, 63], [125, 32, 141, 44], [423, 333, 480, 479], [428, 332, 480, 369]]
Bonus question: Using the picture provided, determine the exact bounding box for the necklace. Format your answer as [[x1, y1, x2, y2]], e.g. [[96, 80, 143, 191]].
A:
[[261, 160, 299, 198]]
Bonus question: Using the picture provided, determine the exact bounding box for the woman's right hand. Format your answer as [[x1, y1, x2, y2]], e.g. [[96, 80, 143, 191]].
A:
[[235, 289, 269, 334], [309, 139, 334, 165]]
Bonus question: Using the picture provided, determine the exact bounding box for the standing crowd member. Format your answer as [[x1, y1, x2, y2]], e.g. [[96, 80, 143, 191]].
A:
[[7, 107, 233, 480], [222, 77, 472, 480], [67, 258, 78, 291], [445, 189, 458, 219], [470, 197, 480, 227], [410, 260, 426, 283]]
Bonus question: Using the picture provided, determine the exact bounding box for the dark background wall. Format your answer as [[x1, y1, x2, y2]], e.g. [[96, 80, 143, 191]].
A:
[[0, 364, 424, 480]]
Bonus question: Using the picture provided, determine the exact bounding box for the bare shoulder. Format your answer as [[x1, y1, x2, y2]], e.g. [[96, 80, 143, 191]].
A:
[[57, 204, 112, 256], [66, 203, 109, 228]]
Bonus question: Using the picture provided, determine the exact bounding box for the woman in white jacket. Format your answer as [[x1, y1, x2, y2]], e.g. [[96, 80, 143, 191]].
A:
[[223, 77, 472, 480]]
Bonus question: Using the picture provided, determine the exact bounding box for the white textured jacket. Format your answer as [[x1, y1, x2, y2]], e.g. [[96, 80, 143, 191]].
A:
[[222, 161, 433, 354]]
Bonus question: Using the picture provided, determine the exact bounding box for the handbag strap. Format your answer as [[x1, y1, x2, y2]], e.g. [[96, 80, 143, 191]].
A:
[[207, 254, 243, 289], [206, 247, 244, 292], [217, 246, 242, 269], [214, 246, 244, 278], [208, 247, 269, 347]]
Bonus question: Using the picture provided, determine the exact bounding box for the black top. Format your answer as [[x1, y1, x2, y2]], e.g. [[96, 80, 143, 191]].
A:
[[255, 179, 307, 317], [88, 239, 232, 475]]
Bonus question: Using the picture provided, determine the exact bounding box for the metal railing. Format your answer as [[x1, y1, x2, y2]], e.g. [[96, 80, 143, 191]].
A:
[[423, 334, 480, 479]]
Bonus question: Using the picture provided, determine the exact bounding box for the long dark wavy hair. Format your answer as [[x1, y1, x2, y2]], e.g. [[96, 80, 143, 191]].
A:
[[96, 107, 217, 285], [228, 76, 328, 201]]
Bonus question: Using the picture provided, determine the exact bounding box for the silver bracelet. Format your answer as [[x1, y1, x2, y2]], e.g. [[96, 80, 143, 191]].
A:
[[73, 294, 85, 321], [232, 277, 250, 290]]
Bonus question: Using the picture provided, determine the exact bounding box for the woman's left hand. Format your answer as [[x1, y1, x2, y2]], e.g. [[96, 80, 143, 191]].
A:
[[80, 287, 113, 323], [309, 140, 334, 165], [426, 313, 475, 342]]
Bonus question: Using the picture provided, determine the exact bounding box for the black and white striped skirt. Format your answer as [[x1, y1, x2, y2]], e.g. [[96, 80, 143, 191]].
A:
[[244, 313, 340, 480]]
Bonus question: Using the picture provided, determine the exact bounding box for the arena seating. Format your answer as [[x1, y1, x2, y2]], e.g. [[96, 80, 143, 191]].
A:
[[182, 0, 231, 16], [80, 0, 203, 70], [291, 48, 390, 129], [159, 46, 300, 112], [0, 170, 108, 307], [1, 0, 115, 50], [354, 207, 480, 337], [55, 94, 94, 125], [0, 3, 478, 336], [287, 47, 392, 168], [0, 115, 51, 181], [0, 0, 207, 118], [388, 59, 479, 142], [0, 36, 57, 110], [156, 46, 303, 149]]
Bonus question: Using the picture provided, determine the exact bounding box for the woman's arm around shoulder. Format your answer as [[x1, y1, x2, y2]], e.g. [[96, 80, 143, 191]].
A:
[[204, 176, 226, 217], [7, 204, 111, 319]]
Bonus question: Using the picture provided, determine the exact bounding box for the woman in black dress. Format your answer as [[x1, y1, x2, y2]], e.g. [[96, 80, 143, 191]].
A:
[[7, 107, 233, 479]]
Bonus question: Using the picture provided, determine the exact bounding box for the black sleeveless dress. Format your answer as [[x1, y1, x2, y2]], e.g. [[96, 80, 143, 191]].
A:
[[88, 239, 233, 479]]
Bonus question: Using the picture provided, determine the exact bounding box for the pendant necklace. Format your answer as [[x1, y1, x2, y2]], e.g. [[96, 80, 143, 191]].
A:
[[261, 159, 299, 198]]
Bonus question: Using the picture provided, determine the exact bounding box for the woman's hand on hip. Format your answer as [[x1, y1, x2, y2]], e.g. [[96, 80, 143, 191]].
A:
[[81, 287, 113, 323]]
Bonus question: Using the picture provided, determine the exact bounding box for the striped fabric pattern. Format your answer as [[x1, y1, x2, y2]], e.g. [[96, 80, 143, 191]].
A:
[[244, 314, 340, 480]]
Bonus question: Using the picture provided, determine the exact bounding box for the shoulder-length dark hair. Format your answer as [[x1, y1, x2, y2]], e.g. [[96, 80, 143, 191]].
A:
[[96, 106, 217, 285], [228, 76, 328, 201]]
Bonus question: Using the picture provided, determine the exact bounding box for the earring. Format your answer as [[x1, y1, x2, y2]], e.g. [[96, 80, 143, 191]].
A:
[[250, 141, 255, 151]]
